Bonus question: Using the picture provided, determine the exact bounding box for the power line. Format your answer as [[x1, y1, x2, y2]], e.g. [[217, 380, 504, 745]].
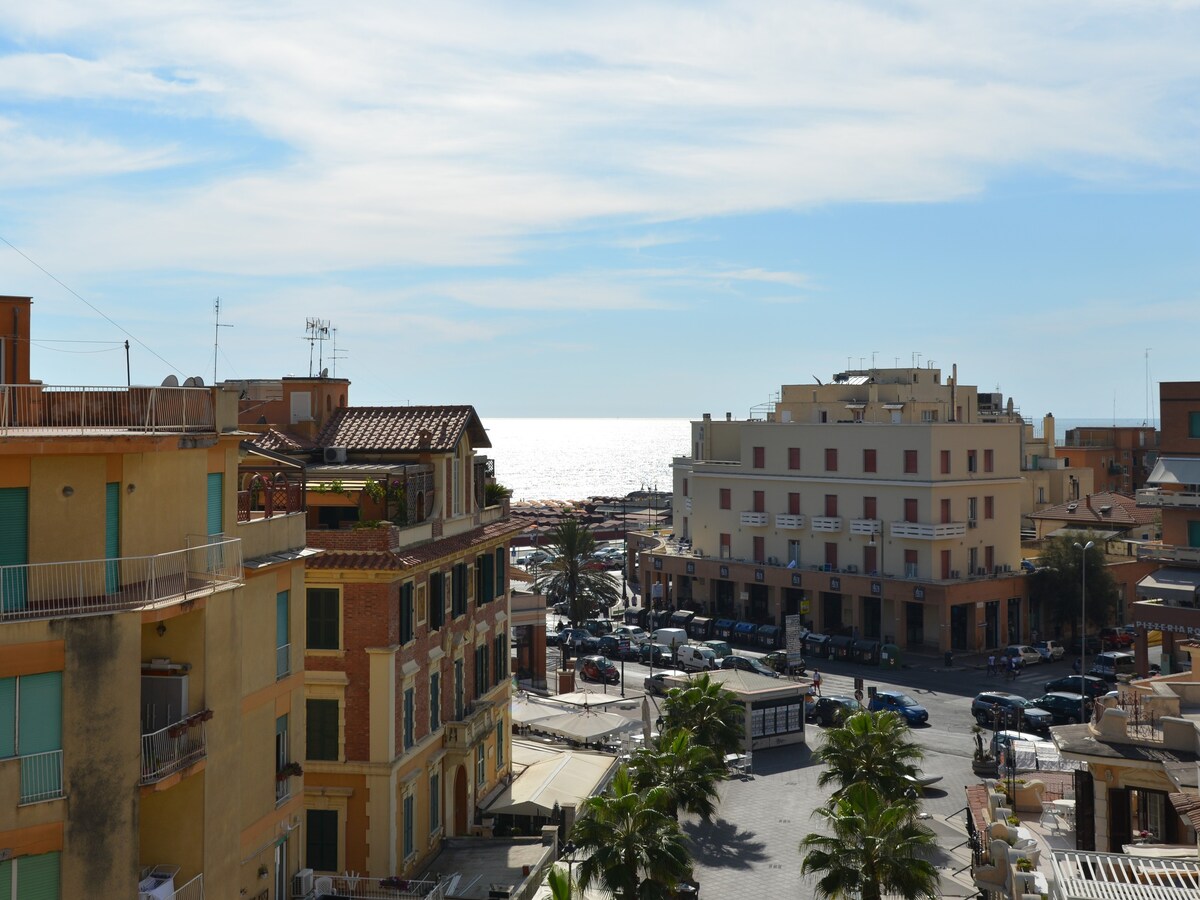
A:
[[0, 233, 185, 376]]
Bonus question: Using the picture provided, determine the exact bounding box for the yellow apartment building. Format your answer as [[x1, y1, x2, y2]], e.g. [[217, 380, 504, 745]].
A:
[[0, 297, 312, 899], [238, 379, 521, 881]]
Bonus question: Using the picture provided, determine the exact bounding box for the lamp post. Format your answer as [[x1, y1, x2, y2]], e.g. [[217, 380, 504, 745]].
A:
[[1074, 540, 1095, 724], [560, 840, 578, 893], [621, 496, 628, 601]]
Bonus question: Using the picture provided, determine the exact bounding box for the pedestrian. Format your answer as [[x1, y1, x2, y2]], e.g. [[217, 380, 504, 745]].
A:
[[1073, 657, 1082, 675], [987, 653, 996, 677], [812, 668, 822, 697]]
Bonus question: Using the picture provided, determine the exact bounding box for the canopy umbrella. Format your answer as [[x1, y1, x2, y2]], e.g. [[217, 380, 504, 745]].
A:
[[641, 695, 654, 742], [536, 709, 640, 744], [511, 695, 569, 727]]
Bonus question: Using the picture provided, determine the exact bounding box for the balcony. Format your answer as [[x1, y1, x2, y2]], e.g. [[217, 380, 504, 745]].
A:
[[848, 518, 881, 535], [237, 474, 305, 523], [889, 521, 967, 540], [305, 875, 449, 899], [775, 514, 805, 529], [0, 536, 243, 623], [1137, 487, 1200, 508], [684, 497, 693, 514], [0, 384, 213, 435], [139, 867, 203, 900], [810, 516, 843, 533], [739, 511, 768, 527], [141, 711, 210, 785], [444, 701, 494, 750], [1137, 544, 1200, 565], [19, 749, 63, 804], [276, 643, 291, 680]]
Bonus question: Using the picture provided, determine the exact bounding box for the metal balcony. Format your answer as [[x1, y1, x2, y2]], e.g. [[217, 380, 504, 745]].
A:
[[1136, 544, 1200, 565], [19, 749, 63, 804], [774, 514, 806, 529], [141, 711, 210, 784], [889, 521, 968, 540], [810, 516, 843, 533], [1136, 488, 1200, 509], [443, 701, 494, 750], [739, 511, 768, 526], [0, 384, 213, 435], [0, 536, 243, 623]]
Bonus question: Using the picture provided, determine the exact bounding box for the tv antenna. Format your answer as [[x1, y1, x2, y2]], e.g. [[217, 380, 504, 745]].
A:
[[1144, 348, 1153, 427], [329, 327, 348, 378], [213, 298, 233, 383], [305, 318, 331, 377]]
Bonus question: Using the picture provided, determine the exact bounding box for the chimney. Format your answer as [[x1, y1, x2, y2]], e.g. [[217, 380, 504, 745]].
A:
[[1085, 495, 1093, 512], [726, 412, 732, 421], [950, 364, 957, 422]]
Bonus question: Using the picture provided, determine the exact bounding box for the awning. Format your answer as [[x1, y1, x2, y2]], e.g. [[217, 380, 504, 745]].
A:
[[1147, 457, 1200, 487], [535, 710, 640, 743], [1137, 568, 1200, 605], [485, 751, 617, 817]]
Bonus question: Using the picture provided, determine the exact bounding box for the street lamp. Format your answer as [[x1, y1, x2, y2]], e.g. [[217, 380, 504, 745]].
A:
[[560, 840, 578, 892], [1074, 540, 1095, 724]]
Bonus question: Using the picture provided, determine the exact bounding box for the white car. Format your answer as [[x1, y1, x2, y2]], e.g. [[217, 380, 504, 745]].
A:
[[1032, 640, 1065, 662], [1003, 644, 1042, 666], [611, 625, 649, 645]]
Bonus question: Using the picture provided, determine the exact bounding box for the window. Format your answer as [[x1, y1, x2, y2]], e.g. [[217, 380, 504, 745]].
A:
[[863, 448, 876, 473], [984, 496, 994, 520], [984, 448, 994, 472], [454, 659, 464, 719], [452, 563, 468, 618], [495, 722, 505, 770], [0, 671, 63, 803], [941, 550, 951, 580], [985, 546, 995, 572], [788, 492, 800, 515], [864, 545, 876, 575], [968, 496, 978, 522], [903, 498, 918, 522], [1190, 412, 1200, 438], [430, 673, 441, 732], [306, 699, 339, 761], [429, 772, 441, 834], [495, 548, 506, 599], [474, 644, 491, 697], [788, 540, 801, 565], [403, 793, 415, 859], [863, 496, 877, 520], [940, 498, 951, 524], [967, 450, 978, 473], [940, 450, 950, 474], [481, 552, 497, 604], [825, 448, 838, 472], [400, 582, 415, 645], [307, 810, 338, 872], [428, 572, 445, 630], [476, 744, 486, 785], [904, 549, 918, 578], [921, 409, 938, 422], [403, 688, 415, 751], [969, 546, 979, 574], [753, 490, 765, 513], [276, 590, 290, 679], [824, 494, 837, 517], [904, 450, 918, 474], [493, 633, 507, 685], [719, 533, 731, 559], [788, 447, 800, 470], [683, 478, 689, 496], [719, 488, 731, 510], [306, 588, 340, 650], [0, 850, 61, 898], [275, 714, 290, 803], [752, 446, 765, 468], [753, 536, 765, 563], [824, 543, 838, 569]]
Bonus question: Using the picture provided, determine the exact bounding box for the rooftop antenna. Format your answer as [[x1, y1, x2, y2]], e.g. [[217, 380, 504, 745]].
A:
[[330, 327, 348, 379], [305, 318, 330, 377], [1144, 348, 1152, 427], [914, 352, 923, 369], [213, 298, 233, 384], [871, 350, 878, 369]]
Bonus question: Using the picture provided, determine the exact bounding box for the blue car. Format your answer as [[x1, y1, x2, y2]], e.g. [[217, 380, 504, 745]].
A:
[[868, 690, 929, 726]]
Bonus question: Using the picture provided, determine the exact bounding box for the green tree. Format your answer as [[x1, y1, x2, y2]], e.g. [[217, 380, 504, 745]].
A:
[[572, 767, 693, 900], [628, 728, 726, 821], [800, 782, 939, 900], [536, 518, 622, 626], [661, 672, 744, 760], [815, 710, 922, 800], [1027, 532, 1120, 638], [546, 864, 573, 900]]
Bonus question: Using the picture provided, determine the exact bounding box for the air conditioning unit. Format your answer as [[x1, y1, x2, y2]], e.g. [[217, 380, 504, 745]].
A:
[[293, 868, 314, 898], [324, 447, 348, 464], [967, 519, 978, 529]]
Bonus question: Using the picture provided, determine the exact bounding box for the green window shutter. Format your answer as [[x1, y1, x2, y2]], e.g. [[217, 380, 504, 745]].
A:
[[306, 809, 338, 873], [482, 554, 495, 603], [0, 677, 14, 758], [0, 858, 9, 900], [105, 482, 120, 594], [306, 589, 339, 650], [0, 487, 28, 611], [15, 851, 60, 900], [400, 583, 413, 644], [305, 699, 338, 761], [206, 473, 223, 536], [18, 673, 61, 754], [1188, 520, 1200, 549], [495, 548, 505, 598], [276, 591, 289, 649]]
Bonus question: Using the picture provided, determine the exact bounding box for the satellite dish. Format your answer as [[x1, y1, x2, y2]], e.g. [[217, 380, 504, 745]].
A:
[[321, 368, 329, 378], [191, 375, 204, 387], [161, 375, 179, 387], [182, 376, 197, 387]]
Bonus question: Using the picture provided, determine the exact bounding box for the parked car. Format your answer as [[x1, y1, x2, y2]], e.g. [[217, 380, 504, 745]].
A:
[[1032, 639, 1066, 662], [762, 650, 806, 675], [970, 691, 1053, 732], [991, 729, 1046, 759], [1089, 650, 1136, 683], [868, 690, 929, 726], [552, 627, 591, 649], [596, 634, 637, 660], [1043, 674, 1109, 699], [1002, 644, 1042, 666], [676, 644, 719, 672], [643, 670, 686, 696], [1098, 627, 1134, 649], [579, 655, 620, 684], [1067, 634, 1103, 655], [1030, 692, 1090, 725], [702, 640, 733, 658], [639, 643, 674, 667], [719, 655, 779, 678], [584, 618, 614, 637], [612, 625, 649, 645], [810, 695, 862, 726]]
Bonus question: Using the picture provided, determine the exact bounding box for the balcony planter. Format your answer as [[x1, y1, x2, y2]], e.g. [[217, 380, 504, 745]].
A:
[[276, 761, 303, 781]]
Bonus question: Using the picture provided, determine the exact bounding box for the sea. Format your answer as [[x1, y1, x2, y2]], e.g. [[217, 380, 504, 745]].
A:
[[485, 417, 1152, 502]]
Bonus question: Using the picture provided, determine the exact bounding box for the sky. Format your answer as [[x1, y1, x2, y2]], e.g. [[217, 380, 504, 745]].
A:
[[0, 2, 1197, 419]]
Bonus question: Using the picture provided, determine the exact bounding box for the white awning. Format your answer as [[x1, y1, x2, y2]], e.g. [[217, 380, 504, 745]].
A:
[[535, 710, 640, 743], [1137, 568, 1200, 604], [484, 751, 617, 817], [1147, 457, 1200, 487]]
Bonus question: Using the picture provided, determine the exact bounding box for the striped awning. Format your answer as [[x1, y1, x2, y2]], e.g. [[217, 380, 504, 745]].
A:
[[1147, 457, 1200, 487]]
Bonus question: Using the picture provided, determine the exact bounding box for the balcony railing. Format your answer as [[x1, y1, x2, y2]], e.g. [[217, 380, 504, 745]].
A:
[[0, 536, 243, 622], [19, 749, 63, 804], [276, 643, 291, 680], [849, 518, 881, 535], [237, 477, 305, 523], [810, 516, 843, 532], [0, 384, 213, 435], [775, 514, 805, 529], [170, 874, 204, 900], [1137, 488, 1200, 508], [889, 521, 968, 540], [444, 701, 494, 750], [141, 711, 210, 784], [1137, 544, 1200, 564], [739, 511, 768, 526], [310, 876, 448, 900]]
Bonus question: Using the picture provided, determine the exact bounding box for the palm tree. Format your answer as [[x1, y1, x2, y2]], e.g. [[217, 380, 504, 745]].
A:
[[815, 709, 922, 800], [536, 518, 622, 626], [572, 767, 693, 900], [800, 782, 939, 900], [661, 672, 744, 759], [628, 728, 726, 821], [546, 864, 573, 900]]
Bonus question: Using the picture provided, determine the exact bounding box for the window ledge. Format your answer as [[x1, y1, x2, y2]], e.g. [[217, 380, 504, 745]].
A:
[[306, 649, 347, 659]]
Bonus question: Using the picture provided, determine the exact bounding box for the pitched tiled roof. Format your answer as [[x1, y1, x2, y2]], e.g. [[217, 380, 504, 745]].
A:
[[1170, 792, 1200, 833], [306, 519, 522, 572], [314, 406, 490, 453], [250, 428, 317, 452], [1028, 492, 1158, 528]]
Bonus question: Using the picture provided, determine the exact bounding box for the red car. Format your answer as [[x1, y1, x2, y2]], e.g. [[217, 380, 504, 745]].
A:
[[1098, 628, 1133, 649], [579, 655, 620, 684]]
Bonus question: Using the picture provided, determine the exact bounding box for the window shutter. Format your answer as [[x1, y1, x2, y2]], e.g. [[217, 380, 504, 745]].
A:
[[105, 482, 121, 594], [0, 487, 28, 611], [14, 851, 60, 900], [0, 677, 14, 758], [206, 473, 223, 535], [18, 672, 61, 754]]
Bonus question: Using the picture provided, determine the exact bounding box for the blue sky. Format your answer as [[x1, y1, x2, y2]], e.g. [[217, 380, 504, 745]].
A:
[[0, 2, 1197, 419]]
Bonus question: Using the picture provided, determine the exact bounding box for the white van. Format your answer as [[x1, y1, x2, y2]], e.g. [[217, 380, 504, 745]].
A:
[[652, 628, 689, 651], [676, 644, 718, 672]]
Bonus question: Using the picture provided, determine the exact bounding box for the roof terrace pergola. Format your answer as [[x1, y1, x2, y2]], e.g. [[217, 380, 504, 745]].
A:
[[1050, 849, 1200, 900]]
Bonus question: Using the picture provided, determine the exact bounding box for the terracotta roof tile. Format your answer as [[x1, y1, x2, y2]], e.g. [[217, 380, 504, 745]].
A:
[[1170, 792, 1200, 832], [306, 519, 522, 572], [1028, 491, 1158, 528], [315, 405, 490, 453], [250, 428, 317, 452]]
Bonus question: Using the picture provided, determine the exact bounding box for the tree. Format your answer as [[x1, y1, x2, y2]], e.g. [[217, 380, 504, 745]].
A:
[[660, 672, 744, 760], [628, 728, 726, 821], [1028, 532, 1120, 637], [536, 518, 622, 625], [546, 864, 573, 900], [815, 710, 922, 800], [572, 767, 692, 900], [800, 782, 939, 900]]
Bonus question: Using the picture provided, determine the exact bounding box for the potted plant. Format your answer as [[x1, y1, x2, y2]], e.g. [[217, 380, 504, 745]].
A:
[[276, 761, 304, 780], [1015, 857, 1034, 873], [972, 726, 998, 776]]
